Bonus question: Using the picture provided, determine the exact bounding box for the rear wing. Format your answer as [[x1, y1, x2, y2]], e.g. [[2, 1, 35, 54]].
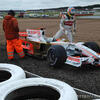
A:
[[26, 29, 42, 37], [19, 28, 44, 38], [19, 32, 28, 37], [19, 29, 46, 43]]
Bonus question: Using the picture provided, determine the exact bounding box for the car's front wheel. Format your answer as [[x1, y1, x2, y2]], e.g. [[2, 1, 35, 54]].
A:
[[47, 45, 67, 67]]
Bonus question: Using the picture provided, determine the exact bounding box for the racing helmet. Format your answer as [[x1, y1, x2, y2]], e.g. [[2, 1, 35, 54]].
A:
[[67, 7, 75, 17]]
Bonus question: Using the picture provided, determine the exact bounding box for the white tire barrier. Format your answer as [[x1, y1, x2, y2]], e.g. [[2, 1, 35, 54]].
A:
[[0, 78, 78, 100], [0, 63, 26, 86]]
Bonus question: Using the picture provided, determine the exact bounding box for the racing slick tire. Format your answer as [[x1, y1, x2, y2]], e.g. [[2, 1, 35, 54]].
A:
[[84, 42, 100, 53], [0, 63, 26, 86], [47, 45, 67, 67], [0, 78, 78, 100]]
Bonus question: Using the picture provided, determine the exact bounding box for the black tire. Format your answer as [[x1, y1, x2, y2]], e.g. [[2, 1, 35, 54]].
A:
[[47, 45, 67, 67], [84, 42, 100, 53]]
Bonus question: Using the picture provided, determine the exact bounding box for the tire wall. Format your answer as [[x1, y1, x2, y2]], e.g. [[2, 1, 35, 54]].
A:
[[0, 63, 26, 86]]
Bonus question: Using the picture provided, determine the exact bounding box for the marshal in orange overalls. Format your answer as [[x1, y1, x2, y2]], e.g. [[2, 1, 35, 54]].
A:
[[3, 10, 25, 60]]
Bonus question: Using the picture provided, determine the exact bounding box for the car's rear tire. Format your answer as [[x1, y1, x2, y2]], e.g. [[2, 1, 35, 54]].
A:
[[47, 45, 67, 67], [0, 78, 78, 100], [84, 42, 100, 53], [0, 63, 26, 86]]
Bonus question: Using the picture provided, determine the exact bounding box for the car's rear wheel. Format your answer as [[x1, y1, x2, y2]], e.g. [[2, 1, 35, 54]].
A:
[[47, 45, 67, 67], [84, 42, 100, 53]]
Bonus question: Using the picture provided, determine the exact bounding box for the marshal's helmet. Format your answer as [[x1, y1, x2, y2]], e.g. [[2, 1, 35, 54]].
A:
[[67, 7, 75, 17]]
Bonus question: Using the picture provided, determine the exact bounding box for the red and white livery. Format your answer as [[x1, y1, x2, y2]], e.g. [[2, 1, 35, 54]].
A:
[[53, 7, 76, 42]]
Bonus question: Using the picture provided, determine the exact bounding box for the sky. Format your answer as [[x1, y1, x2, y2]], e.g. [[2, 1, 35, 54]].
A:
[[0, 0, 100, 10]]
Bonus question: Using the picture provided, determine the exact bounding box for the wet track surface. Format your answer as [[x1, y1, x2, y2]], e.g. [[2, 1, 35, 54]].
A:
[[1, 45, 100, 95]]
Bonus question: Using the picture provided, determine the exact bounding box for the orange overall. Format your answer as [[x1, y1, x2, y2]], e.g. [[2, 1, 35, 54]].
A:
[[7, 39, 25, 59]]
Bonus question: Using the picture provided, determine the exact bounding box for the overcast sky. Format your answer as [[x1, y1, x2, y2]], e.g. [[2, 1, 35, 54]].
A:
[[0, 0, 100, 10]]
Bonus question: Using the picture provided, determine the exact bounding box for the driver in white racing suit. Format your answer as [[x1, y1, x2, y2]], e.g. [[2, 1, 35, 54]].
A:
[[53, 7, 76, 42]]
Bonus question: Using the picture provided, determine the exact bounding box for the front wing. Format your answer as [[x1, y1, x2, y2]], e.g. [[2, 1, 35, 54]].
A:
[[65, 56, 100, 67]]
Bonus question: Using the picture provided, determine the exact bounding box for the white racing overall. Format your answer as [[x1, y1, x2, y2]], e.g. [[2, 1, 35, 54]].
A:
[[54, 15, 76, 42]]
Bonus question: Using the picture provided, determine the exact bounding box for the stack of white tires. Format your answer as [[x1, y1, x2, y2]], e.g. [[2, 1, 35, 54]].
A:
[[0, 63, 78, 100], [0, 63, 26, 86]]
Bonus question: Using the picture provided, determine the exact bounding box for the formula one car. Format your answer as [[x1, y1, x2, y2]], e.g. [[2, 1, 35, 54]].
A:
[[19, 28, 100, 67]]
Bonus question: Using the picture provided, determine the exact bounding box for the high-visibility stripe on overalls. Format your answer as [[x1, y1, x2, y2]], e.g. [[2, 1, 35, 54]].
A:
[[7, 39, 25, 60], [17, 50, 25, 58], [7, 51, 14, 60]]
